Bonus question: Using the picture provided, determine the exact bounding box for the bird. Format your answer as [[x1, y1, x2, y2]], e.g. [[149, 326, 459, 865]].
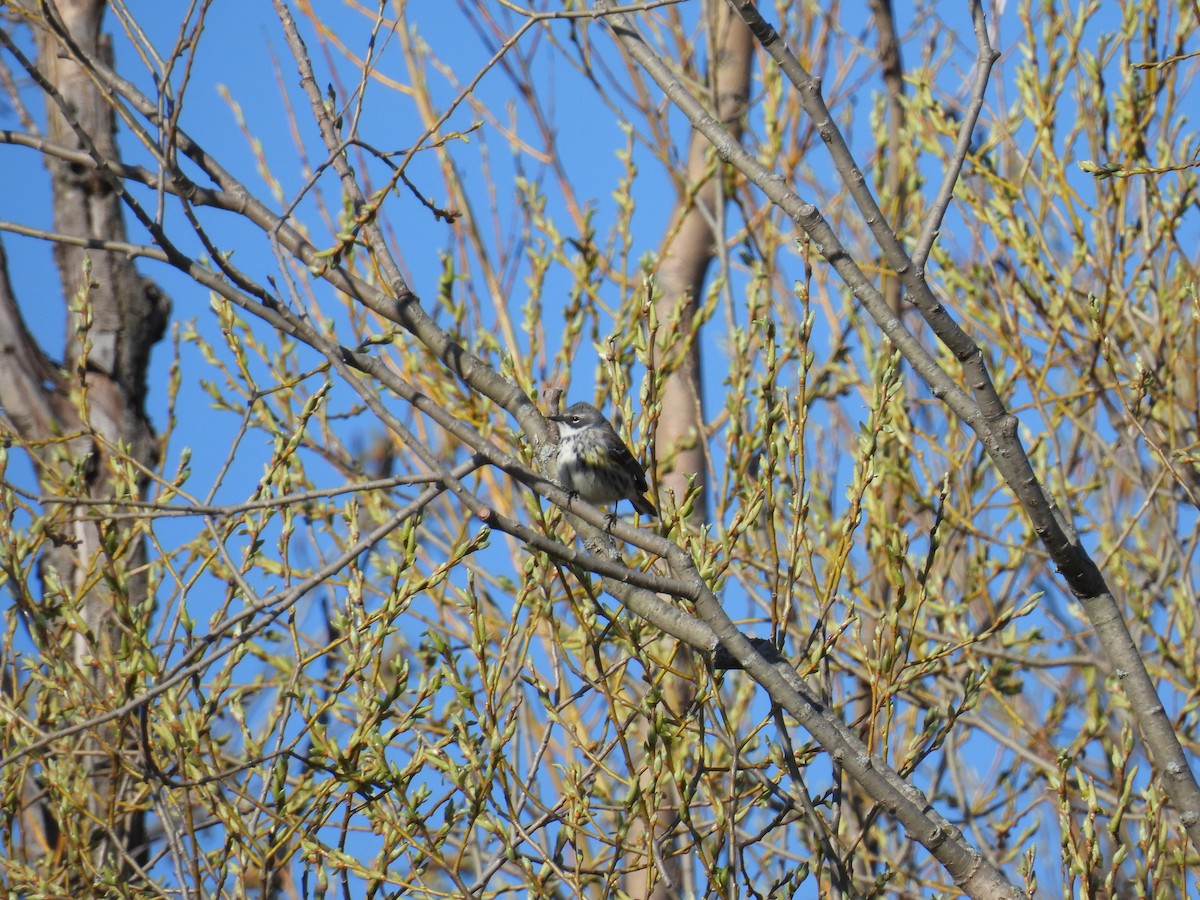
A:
[[548, 401, 657, 518]]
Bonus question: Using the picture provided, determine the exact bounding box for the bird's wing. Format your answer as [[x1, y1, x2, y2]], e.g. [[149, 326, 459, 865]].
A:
[[607, 441, 649, 493]]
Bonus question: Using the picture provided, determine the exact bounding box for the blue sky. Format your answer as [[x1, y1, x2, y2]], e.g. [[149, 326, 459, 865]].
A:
[[2, 0, 1195, 893]]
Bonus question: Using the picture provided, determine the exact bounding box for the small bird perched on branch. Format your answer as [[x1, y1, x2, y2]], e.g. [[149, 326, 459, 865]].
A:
[[549, 401, 657, 518]]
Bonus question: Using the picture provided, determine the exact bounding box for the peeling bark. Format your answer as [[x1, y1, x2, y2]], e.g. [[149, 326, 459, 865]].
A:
[[0, 0, 168, 883]]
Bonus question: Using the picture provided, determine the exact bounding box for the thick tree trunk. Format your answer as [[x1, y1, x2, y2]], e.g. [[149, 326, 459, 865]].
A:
[[623, 5, 754, 898], [0, 0, 168, 883], [650, 6, 753, 522]]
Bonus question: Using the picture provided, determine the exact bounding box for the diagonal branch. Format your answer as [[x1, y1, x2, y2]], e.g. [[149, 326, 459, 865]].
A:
[[593, 0, 1200, 858]]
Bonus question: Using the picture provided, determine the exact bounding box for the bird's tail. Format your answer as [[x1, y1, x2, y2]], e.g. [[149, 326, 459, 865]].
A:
[[631, 493, 657, 518]]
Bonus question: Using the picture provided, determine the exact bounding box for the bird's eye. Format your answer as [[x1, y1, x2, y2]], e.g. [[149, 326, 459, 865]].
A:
[[572, 416, 582, 424]]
